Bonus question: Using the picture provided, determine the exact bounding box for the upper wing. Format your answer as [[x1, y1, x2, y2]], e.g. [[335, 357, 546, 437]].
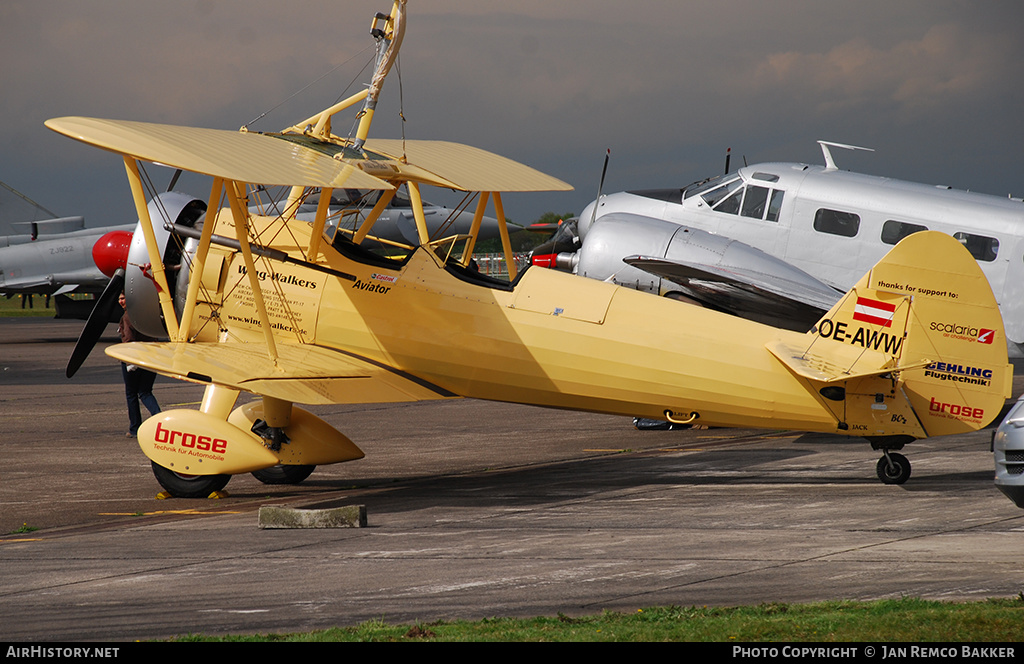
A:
[[624, 254, 842, 331], [44, 118, 573, 195], [107, 341, 457, 405], [45, 117, 395, 191], [364, 139, 573, 192]]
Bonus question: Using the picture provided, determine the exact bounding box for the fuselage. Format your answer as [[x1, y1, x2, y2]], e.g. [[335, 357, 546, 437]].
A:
[[178, 210, 1004, 440], [579, 163, 1024, 352], [183, 210, 838, 430]]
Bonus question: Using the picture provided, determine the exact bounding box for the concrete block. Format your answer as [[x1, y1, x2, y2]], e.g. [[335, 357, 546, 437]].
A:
[[258, 504, 367, 529]]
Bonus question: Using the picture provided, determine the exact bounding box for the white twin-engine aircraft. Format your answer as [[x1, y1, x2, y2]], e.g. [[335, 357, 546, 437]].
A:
[[50, 1, 1011, 498], [567, 141, 1024, 356]]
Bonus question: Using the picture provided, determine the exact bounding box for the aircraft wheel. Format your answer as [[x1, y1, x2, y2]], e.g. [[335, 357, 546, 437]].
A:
[[876, 452, 911, 485], [151, 461, 231, 498], [251, 464, 316, 485]]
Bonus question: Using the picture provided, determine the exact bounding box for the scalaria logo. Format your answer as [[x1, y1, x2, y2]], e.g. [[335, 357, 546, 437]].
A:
[[928, 321, 994, 344]]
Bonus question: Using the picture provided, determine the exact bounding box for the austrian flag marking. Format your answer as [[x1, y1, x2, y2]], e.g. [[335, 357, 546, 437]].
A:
[[852, 296, 896, 328]]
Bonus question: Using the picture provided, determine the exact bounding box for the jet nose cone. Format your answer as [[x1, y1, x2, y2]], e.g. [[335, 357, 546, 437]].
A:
[[92, 230, 133, 278]]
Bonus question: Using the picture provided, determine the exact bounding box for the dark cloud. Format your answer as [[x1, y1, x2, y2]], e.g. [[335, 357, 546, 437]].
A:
[[1, 0, 1020, 228]]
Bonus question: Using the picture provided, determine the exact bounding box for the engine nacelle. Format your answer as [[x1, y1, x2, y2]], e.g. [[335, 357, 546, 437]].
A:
[[576, 213, 829, 296], [575, 214, 678, 291], [570, 213, 841, 330], [121, 192, 206, 339]]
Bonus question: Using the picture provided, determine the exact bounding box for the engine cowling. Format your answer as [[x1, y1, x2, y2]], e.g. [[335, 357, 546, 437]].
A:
[[120, 192, 206, 339], [69, 192, 206, 378]]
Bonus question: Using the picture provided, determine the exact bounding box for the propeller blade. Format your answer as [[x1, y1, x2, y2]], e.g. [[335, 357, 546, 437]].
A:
[[66, 268, 125, 378]]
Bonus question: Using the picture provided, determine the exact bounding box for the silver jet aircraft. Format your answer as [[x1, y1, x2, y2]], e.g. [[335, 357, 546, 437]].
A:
[[0, 180, 134, 315], [1, 178, 497, 319]]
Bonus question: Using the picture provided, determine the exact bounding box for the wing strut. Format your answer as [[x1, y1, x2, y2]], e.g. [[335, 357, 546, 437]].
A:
[[460, 192, 490, 263], [493, 192, 516, 280], [226, 180, 279, 364], [178, 176, 224, 342], [352, 189, 398, 244], [123, 157, 179, 339], [306, 186, 333, 260], [406, 182, 432, 245]]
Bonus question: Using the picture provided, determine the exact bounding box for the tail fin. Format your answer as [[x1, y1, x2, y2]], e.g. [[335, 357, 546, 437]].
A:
[[791, 231, 1011, 438]]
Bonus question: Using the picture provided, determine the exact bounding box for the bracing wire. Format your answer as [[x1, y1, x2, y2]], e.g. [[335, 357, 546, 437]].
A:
[[244, 43, 376, 130]]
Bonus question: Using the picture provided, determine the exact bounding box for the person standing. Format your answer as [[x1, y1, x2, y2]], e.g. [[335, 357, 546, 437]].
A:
[[118, 292, 160, 437]]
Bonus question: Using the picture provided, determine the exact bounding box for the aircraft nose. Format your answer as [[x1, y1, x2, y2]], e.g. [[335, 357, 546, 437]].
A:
[[92, 230, 133, 278]]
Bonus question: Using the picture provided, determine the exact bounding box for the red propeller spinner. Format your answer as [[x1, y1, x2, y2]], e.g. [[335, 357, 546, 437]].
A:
[[92, 230, 133, 278]]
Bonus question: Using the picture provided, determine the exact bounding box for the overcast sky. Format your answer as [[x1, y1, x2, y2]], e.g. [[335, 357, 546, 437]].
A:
[[2, 0, 1022, 228]]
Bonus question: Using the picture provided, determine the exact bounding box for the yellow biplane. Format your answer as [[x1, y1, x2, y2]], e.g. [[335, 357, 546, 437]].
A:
[[51, 1, 1011, 497]]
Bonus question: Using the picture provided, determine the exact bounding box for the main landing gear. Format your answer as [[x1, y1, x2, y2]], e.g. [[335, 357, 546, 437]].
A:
[[251, 464, 317, 485], [876, 451, 911, 485], [150, 463, 318, 497], [151, 462, 231, 498]]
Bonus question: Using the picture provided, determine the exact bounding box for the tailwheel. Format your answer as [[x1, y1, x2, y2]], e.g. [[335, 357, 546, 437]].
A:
[[151, 461, 231, 498], [876, 451, 911, 485], [251, 464, 316, 485]]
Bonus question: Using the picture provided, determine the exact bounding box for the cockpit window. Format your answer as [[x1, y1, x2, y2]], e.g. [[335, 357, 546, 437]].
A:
[[687, 174, 738, 201], [696, 177, 786, 222], [954, 232, 999, 262], [740, 186, 769, 219], [766, 190, 784, 222], [701, 178, 743, 208], [881, 220, 927, 245], [714, 187, 744, 215], [813, 208, 860, 237]]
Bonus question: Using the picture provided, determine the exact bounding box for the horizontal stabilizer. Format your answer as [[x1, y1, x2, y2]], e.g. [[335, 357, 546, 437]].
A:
[[107, 341, 457, 405], [11, 216, 85, 235], [766, 339, 928, 383]]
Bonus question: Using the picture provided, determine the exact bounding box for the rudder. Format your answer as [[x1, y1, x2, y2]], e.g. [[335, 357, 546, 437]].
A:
[[811, 231, 1011, 437]]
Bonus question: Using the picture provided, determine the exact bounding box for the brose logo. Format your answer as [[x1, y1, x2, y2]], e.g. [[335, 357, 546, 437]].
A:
[[154, 421, 227, 454], [929, 397, 984, 421], [929, 320, 995, 344]]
